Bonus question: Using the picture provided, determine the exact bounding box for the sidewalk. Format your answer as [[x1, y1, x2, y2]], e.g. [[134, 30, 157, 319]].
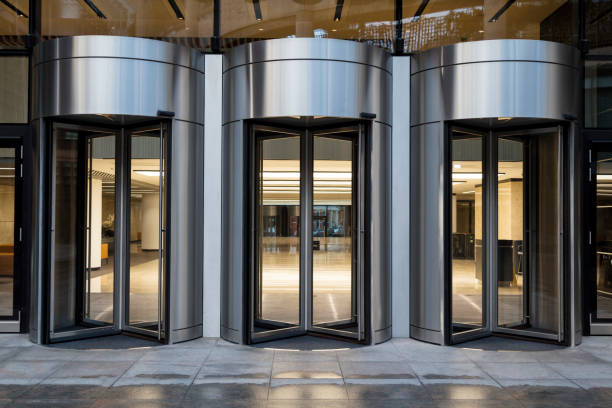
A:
[[0, 334, 612, 407]]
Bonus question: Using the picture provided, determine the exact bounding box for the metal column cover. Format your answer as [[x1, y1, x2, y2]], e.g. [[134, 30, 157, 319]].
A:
[[30, 36, 205, 344], [408, 39, 581, 345], [222, 38, 392, 344]]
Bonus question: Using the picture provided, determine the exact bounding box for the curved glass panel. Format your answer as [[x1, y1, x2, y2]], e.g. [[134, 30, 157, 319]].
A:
[[220, 0, 395, 51], [402, 0, 578, 53], [0, 0, 28, 48], [42, 0, 214, 51]]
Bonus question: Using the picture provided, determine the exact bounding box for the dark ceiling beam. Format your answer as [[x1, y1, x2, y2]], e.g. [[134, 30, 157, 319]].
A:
[[488, 0, 516, 23], [0, 0, 28, 18], [334, 0, 344, 22], [253, 0, 262, 21], [168, 0, 184, 20], [82, 0, 106, 19], [413, 0, 430, 21]]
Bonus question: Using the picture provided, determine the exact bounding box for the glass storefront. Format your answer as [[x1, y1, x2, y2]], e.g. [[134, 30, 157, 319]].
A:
[[42, 0, 214, 49], [403, 0, 578, 53], [0, 0, 28, 48], [220, 0, 395, 50], [31, 0, 580, 53]]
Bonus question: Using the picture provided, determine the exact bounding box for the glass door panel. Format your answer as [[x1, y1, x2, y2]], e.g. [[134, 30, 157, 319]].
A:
[[126, 125, 166, 339], [84, 134, 116, 325], [497, 136, 526, 328], [594, 150, 612, 321], [495, 128, 563, 342], [450, 128, 487, 339], [251, 128, 303, 341], [50, 124, 118, 341], [311, 129, 360, 338], [0, 147, 16, 321]]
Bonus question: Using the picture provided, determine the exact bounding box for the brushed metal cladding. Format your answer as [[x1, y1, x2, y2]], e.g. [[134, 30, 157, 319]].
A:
[[220, 121, 246, 344], [410, 122, 445, 345], [224, 38, 391, 72], [168, 120, 204, 344], [36, 36, 203, 71], [411, 39, 581, 74], [223, 39, 392, 126], [32, 36, 204, 124], [410, 40, 580, 126], [29, 119, 45, 344], [369, 122, 392, 343]]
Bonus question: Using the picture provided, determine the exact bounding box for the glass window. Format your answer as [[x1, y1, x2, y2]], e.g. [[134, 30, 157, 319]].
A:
[[0, 57, 28, 124], [0, 0, 28, 49], [586, 0, 612, 54], [220, 0, 395, 51], [43, 0, 214, 51], [402, 0, 578, 53], [586, 60, 612, 129]]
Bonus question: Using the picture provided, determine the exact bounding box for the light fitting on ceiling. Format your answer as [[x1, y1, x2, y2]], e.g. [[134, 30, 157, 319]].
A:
[[0, 0, 27, 17], [168, 0, 185, 20], [82, 0, 106, 19], [413, 0, 430, 22], [489, 0, 515, 23], [253, 0, 262, 21], [334, 0, 344, 21]]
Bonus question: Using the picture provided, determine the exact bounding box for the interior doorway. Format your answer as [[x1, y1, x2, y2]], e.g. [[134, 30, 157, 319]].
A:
[[448, 124, 567, 344], [0, 138, 22, 332], [48, 121, 168, 343], [249, 123, 366, 343], [585, 135, 612, 335]]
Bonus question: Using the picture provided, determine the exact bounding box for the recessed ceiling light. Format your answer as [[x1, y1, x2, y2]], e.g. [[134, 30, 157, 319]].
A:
[[258, 28, 264, 31], [453, 164, 462, 169]]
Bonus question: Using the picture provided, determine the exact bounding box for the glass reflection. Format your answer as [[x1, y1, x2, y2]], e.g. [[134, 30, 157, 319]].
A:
[[84, 135, 116, 325], [42, 0, 214, 49], [596, 152, 612, 319], [312, 134, 355, 327], [0, 0, 28, 48], [220, 0, 395, 49], [451, 131, 485, 333], [585, 61, 612, 129], [402, 0, 577, 53], [256, 134, 301, 327], [128, 129, 164, 329], [0, 148, 15, 317], [497, 137, 524, 327]]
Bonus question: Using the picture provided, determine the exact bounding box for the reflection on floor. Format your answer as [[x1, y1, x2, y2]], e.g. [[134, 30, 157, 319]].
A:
[[0, 277, 12, 316], [87, 243, 159, 325], [260, 237, 352, 325], [452, 259, 524, 327]]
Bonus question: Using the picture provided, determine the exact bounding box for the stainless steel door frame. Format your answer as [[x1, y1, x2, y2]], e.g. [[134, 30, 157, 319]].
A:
[[48, 122, 120, 343], [491, 126, 565, 342], [448, 125, 491, 345], [248, 122, 364, 343]]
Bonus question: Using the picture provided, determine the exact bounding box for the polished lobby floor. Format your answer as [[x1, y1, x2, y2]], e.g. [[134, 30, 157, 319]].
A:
[[86, 243, 160, 325], [259, 236, 353, 324], [453, 259, 524, 326]]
